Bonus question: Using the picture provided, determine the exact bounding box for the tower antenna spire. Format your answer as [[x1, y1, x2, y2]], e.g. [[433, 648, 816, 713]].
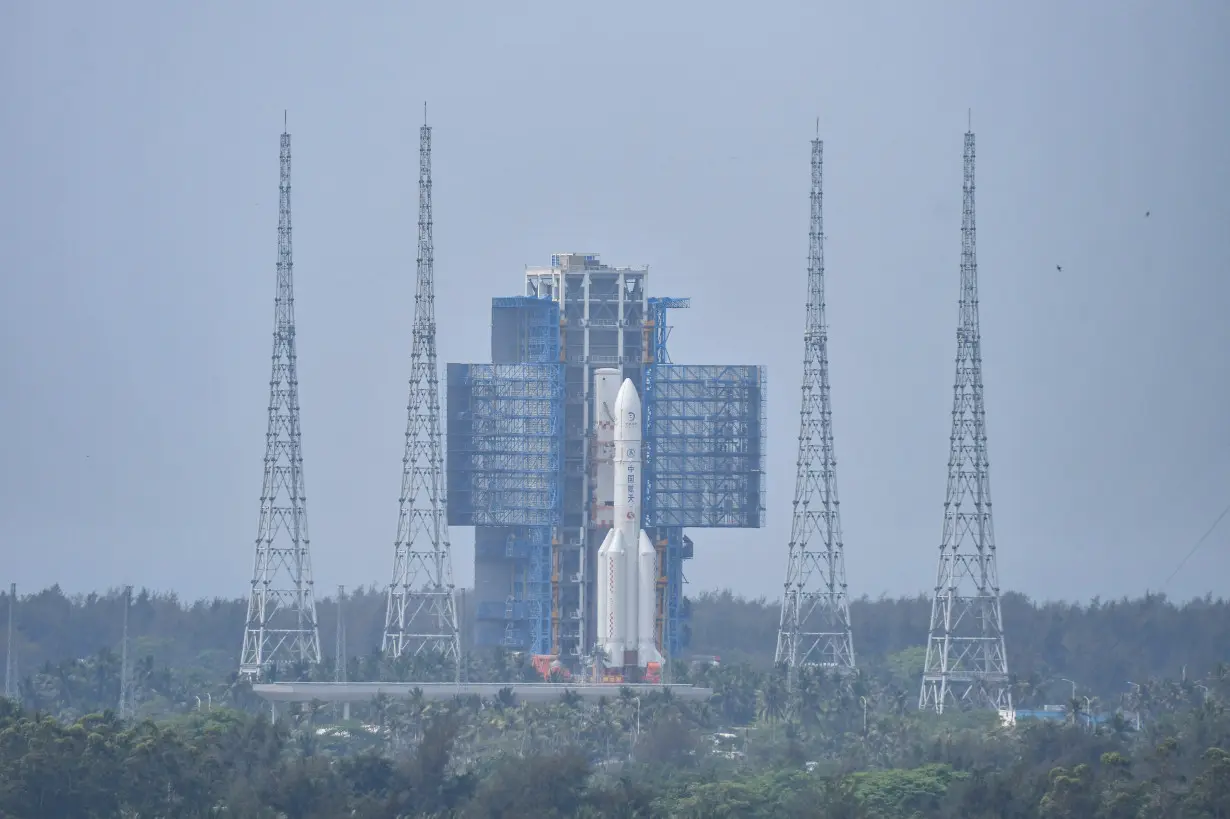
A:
[[382, 111, 461, 672], [239, 122, 323, 677], [919, 128, 1011, 713], [775, 131, 857, 672]]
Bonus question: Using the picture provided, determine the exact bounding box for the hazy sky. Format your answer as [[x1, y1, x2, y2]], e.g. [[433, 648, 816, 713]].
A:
[[2, 2, 1228, 608]]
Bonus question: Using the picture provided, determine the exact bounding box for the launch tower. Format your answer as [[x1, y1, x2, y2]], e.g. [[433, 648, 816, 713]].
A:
[[446, 254, 766, 669]]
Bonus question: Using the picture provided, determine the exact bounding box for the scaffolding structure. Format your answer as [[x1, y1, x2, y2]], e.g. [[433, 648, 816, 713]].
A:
[[643, 365, 767, 529], [450, 254, 766, 669], [529, 255, 649, 660], [491, 296, 562, 365], [642, 363, 765, 657], [646, 297, 691, 365], [643, 297, 692, 658], [447, 295, 564, 655]]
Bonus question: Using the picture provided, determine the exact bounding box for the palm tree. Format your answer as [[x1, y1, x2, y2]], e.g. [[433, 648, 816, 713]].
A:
[[1065, 697, 1085, 729], [757, 677, 787, 741]]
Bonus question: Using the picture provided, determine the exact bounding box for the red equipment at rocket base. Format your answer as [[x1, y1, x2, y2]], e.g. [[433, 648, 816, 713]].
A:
[[593, 372, 664, 669]]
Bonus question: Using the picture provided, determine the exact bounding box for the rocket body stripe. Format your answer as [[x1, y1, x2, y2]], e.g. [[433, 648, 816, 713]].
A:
[[596, 529, 614, 652], [603, 531, 626, 662]]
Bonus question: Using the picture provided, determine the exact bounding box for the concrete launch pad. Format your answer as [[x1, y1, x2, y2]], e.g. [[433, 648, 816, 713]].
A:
[[252, 681, 713, 706]]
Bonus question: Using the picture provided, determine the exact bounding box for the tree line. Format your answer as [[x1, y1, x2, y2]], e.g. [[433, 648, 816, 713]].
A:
[[2, 661, 1229, 817], [3, 584, 1227, 711], [1, 583, 1230, 815]]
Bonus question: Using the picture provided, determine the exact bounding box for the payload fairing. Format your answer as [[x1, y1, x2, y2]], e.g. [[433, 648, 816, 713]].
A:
[[594, 374, 663, 668]]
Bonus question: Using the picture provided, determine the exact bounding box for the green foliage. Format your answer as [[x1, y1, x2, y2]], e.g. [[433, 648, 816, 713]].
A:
[[3, 584, 1230, 815], [851, 763, 966, 816], [1, 670, 1229, 817], [6, 585, 1230, 720]]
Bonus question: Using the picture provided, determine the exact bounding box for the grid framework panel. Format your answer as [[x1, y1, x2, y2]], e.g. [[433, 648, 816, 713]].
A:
[[643, 364, 767, 529]]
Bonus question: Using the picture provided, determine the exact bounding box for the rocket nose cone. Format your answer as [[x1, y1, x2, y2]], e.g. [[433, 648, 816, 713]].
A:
[[614, 378, 641, 414], [637, 530, 654, 556]]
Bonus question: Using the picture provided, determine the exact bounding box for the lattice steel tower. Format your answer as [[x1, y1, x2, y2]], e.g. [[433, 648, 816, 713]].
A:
[[775, 133, 856, 671], [919, 129, 1011, 713], [382, 110, 461, 666], [240, 119, 322, 676]]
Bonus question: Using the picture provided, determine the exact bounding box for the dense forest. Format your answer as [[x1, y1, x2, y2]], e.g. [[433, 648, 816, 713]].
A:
[[1, 585, 1229, 815]]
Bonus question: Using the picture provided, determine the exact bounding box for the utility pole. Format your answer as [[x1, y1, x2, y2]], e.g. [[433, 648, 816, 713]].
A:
[[458, 588, 466, 684], [919, 127, 1011, 714], [382, 104, 462, 674], [335, 585, 349, 720], [119, 585, 132, 718], [240, 114, 323, 676], [335, 585, 346, 682], [775, 127, 857, 673], [4, 583, 16, 701]]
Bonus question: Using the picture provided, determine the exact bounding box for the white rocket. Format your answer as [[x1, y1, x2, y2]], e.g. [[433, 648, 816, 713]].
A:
[[595, 374, 663, 668]]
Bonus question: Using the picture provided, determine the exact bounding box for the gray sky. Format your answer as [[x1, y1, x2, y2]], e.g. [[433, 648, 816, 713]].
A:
[[2, 1, 1228, 607]]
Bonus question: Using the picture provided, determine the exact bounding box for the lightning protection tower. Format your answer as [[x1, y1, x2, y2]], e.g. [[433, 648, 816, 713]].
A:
[[919, 128, 1011, 713], [775, 132, 856, 672], [382, 109, 461, 668], [240, 118, 323, 676]]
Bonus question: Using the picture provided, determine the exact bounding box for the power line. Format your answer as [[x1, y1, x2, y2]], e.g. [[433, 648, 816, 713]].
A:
[[1164, 499, 1230, 587]]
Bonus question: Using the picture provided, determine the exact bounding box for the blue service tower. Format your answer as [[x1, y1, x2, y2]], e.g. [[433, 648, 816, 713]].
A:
[[446, 253, 765, 670]]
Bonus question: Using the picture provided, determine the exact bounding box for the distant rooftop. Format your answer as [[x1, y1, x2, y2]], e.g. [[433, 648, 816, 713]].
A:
[[526, 253, 648, 275]]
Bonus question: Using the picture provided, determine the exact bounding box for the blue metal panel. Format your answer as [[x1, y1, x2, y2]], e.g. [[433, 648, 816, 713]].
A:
[[645, 299, 695, 659], [446, 363, 564, 528], [653, 526, 691, 657], [472, 525, 552, 654], [491, 296, 560, 364], [474, 534, 533, 561], [457, 296, 563, 656], [646, 297, 691, 365], [477, 600, 533, 621], [643, 364, 767, 528], [499, 627, 530, 649]]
